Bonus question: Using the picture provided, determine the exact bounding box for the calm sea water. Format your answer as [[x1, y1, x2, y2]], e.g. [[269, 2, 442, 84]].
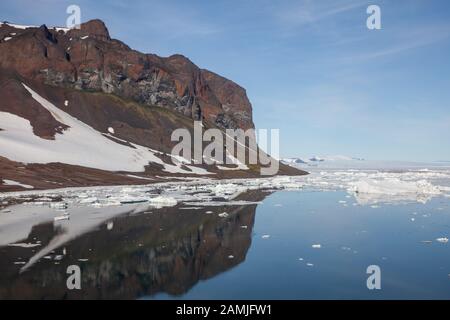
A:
[[153, 190, 450, 300], [1, 190, 450, 299]]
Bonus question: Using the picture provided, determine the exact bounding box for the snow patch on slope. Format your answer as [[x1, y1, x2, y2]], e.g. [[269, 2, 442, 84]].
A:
[[0, 84, 211, 175], [1, 179, 33, 189], [1, 22, 70, 33]]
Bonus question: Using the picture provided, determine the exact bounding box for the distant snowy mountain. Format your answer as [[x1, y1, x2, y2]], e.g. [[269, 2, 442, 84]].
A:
[[282, 155, 364, 167], [281, 155, 450, 170]]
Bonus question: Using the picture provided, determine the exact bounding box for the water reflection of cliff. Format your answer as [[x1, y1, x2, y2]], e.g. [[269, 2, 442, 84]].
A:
[[0, 190, 269, 299]]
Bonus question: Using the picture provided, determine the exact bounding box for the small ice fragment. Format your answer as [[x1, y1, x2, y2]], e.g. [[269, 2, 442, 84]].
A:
[[50, 202, 68, 209], [306, 263, 314, 267], [107, 221, 114, 230], [411, 218, 415, 222], [274, 204, 283, 207], [436, 237, 449, 243], [13, 261, 26, 265], [240, 225, 248, 229], [338, 200, 346, 204], [298, 258, 304, 261], [218, 212, 229, 218], [78, 259, 89, 262], [54, 255, 63, 261], [205, 211, 213, 214], [54, 213, 69, 222], [228, 255, 234, 259], [108, 127, 115, 134], [261, 235, 271, 239], [371, 205, 380, 209], [6, 242, 42, 249], [64, 100, 69, 107], [312, 244, 322, 249]]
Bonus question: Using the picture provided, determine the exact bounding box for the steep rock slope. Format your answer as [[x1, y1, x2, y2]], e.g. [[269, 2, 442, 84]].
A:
[[0, 20, 253, 130], [0, 20, 306, 191]]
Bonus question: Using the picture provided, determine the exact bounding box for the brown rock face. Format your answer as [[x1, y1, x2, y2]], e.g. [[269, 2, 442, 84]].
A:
[[0, 19, 306, 189], [0, 20, 253, 130]]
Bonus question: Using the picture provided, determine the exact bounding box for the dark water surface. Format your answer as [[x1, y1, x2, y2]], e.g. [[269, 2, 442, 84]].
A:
[[1, 190, 450, 299]]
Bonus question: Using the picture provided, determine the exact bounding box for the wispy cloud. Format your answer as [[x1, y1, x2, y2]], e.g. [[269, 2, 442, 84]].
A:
[[276, 0, 369, 27], [342, 22, 450, 62], [108, 0, 221, 39]]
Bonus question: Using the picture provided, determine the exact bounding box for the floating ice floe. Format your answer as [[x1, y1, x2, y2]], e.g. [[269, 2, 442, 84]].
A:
[[436, 237, 449, 243], [261, 235, 271, 239], [218, 212, 229, 218], [7, 242, 41, 248], [312, 244, 322, 249], [54, 214, 69, 222], [348, 178, 441, 196], [50, 202, 68, 210]]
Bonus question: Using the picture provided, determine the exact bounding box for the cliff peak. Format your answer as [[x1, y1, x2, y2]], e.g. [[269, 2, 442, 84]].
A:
[[81, 19, 109, 37]]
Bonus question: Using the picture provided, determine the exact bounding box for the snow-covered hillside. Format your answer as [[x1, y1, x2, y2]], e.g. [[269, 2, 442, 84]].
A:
[[0, 84, 210, 175]]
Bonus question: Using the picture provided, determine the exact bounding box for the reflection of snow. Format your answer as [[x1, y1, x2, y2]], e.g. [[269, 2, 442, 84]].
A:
[[1, 167, 450, 272]]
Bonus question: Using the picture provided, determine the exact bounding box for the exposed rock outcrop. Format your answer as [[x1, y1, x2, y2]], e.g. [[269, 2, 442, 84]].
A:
[[0, 20, 253, 130]]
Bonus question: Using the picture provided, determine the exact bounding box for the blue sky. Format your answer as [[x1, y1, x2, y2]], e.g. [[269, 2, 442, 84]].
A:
[[1, 0, 450, 161]]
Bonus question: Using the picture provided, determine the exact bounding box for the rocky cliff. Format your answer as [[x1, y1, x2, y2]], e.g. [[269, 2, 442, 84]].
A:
[[0, 19, 253, 131], [0, 19, 305, 191]]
